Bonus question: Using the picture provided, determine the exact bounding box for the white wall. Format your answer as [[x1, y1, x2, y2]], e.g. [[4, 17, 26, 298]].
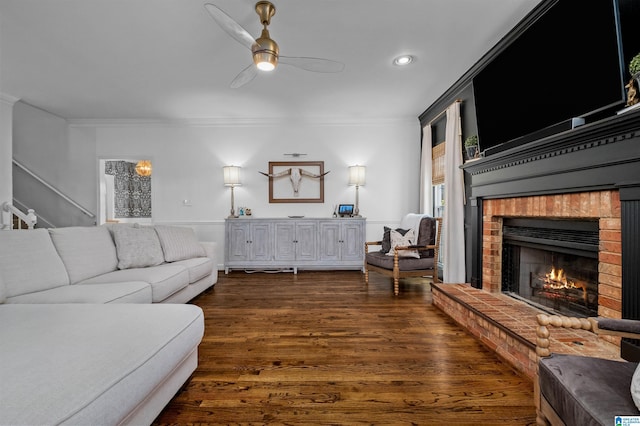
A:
[[0, 94, 18, 227], [12, 103, 423, 267], [85, 118, 422, 266], [12, 101, 97, 227]]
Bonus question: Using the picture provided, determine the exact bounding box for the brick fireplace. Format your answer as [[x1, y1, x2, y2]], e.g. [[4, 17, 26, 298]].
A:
[[430, 110, 640, 376], [482, 190, 622, 320]]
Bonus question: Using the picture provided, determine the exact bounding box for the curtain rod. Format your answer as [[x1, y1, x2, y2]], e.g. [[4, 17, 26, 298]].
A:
[[427, 99, 462, 126]]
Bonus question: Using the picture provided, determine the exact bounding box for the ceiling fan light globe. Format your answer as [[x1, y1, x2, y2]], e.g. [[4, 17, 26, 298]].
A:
[[254, 50, 277, 71]]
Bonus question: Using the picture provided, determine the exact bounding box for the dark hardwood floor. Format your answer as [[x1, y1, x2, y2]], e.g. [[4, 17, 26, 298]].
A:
[[153, 271, 536, 425]]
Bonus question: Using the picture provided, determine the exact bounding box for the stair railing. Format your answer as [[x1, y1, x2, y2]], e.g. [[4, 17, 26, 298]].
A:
[[12, 158, 95, 220], [2, 202, 37, 230], [12, 197, 55, 229]]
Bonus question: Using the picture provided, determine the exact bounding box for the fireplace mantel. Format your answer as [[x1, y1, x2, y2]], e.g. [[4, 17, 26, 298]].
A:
[[462, 109, 640, 199]]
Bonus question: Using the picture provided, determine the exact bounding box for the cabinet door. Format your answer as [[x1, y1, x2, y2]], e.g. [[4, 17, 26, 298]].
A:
[[274, 222, 296, 261], [319, 222, 341, 261], [341, 221, 364, 261], [250, 222, 272, 261], [296, 222, 317, 261], [227, 222, 251, 261]]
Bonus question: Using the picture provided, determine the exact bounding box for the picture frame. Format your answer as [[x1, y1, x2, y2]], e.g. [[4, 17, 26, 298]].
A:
[[267, 161, 326, 203]]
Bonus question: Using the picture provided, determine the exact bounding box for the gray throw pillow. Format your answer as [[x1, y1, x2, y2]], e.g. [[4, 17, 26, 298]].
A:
[[154, 225, 205, 262], [113, 225, 164, 269]]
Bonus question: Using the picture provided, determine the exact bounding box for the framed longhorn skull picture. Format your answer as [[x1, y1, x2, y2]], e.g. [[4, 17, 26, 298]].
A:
[[261, 161, 329, 203]]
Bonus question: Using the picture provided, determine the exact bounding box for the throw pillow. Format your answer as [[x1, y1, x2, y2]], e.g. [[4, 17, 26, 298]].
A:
[[381, 227, 410, 254], [113, 225, 164, 270], [632, 364, 640, 410], [154, 225, 205, 262], [386, 228, 420, 258]]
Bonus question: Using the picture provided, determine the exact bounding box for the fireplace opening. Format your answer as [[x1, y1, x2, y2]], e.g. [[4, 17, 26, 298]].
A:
[[501, 218, 599, 318]]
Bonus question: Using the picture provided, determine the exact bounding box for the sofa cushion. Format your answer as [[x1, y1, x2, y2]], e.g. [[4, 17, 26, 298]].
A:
[[49, 226, 118, 283], [154, 225, 205, 262], [0, 303, 204, 425], [6, 281, 151, 304], [79, 264, 189, 302], [169, 257, 214, 284], [113, 225, 164, 269], [366, 251, 434, 271], [539, 353, 639, 425], [0, 228, 69, 297]]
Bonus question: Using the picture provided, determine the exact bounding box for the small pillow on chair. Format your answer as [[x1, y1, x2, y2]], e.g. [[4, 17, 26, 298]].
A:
[[632, 364, 640, 410], [382, 227, 409, 253], [386, 229, 420, 258]]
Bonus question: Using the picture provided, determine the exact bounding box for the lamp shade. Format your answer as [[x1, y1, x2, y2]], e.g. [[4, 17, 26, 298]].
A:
[[348, 165, 366, 186], [223, 166, 242, 186]]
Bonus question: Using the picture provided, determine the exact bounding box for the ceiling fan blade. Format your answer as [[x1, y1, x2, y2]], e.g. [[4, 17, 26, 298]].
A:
[[204, 3, 259, 51], [278, 56, 345, 73], [230, 64, 258, 89]]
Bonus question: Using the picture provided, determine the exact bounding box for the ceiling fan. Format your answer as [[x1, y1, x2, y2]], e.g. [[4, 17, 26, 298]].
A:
[[204, 1, 345, 88]]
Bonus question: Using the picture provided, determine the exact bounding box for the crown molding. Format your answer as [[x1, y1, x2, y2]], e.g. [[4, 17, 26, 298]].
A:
[[0, 93, 20, 106], [67, 116, 418, 128]]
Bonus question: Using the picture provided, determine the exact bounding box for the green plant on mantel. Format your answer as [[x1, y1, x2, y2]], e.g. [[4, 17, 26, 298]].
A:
[[464, 135, 478, 147], [630, 53, 640, 77]]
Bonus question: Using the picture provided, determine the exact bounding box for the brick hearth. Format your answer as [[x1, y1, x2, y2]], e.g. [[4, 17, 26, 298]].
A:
[[431, 283, 621, 379]]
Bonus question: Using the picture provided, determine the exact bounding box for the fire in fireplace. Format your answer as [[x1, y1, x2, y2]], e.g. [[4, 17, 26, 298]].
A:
[[501, 218, 599, 318]]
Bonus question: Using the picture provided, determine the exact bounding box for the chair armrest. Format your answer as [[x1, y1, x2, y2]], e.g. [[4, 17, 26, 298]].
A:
[[365, 241, 383, 246], [536, 314, 594, 357], [414, 244, 437, 251], [591, 318, 640, 339], [200, 241, 217, 261], [395, 244, 436, 251], [535, 314, 640, 357]]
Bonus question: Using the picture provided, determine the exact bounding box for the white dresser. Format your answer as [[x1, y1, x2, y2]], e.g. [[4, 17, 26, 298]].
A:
[[224, 217, 366, 274]]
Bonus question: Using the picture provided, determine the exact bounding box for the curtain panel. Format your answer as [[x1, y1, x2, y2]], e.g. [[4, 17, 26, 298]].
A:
[[442, 102, 466, 282], [420, 125, 433, 215], [104, 161, 152, 218]]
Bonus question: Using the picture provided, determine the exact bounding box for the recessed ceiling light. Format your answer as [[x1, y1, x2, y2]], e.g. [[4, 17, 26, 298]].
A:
[[393, 55, 414, 66]]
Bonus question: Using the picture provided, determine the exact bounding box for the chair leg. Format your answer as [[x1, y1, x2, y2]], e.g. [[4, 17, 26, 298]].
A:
[[364, 268, 369, 284], [393, 253, 400, 295]]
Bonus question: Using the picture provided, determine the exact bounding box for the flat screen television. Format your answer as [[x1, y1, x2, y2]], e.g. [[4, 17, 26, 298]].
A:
[[473, 0, 640, 155]]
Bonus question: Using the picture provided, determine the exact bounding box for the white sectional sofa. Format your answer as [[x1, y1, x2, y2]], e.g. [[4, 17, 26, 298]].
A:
[[0, 224, 217, 425], [0, 224, 217, 304]]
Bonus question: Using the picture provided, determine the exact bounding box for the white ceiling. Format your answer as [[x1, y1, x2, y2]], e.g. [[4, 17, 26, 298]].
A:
[[0, 0, 540, 121]]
